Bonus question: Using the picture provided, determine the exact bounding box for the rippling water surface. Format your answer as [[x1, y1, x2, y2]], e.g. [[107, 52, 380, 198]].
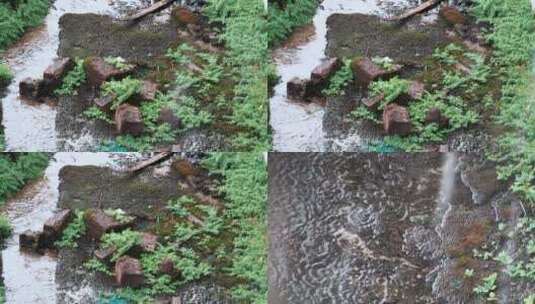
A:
[[268, 153, 524, 303]]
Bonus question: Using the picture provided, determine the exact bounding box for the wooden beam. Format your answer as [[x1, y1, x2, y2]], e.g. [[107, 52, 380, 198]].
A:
[[388, 0, 444, 22], [127, 152, 172, 173], [122, 0, 176, 22]]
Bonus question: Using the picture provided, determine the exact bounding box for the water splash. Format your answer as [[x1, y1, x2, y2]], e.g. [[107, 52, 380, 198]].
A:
[[436, 152, 457, 228]]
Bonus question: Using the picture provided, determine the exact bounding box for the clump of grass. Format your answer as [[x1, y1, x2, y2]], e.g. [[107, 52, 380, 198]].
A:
[[83, 106, 113, 124], [202, 153, 267, 303], [56, 210, 86, 249], [170, 95, 212, 129], [165, 45, 216, 127], [267, 0, 319, 45], [0, 285, 5, 304], [104, 208, 134, 224], [55, 58, 86, 96], [369, 77, 411, 109], [0, 153, 49, 204], [372, 56, 396, 71], [84, 258, 113, 276], [0, 214, 12, 241], [101, 229, 142, 262], [350, 106, 380, 124], [474, 0, 535, 204], [204, 0, 270, 151], [101, 77, 142, 110], [322, 58, 353, 97], [0, 63, 13, 85], [104, 56, 134, 71], [473, 272, 498, 301]]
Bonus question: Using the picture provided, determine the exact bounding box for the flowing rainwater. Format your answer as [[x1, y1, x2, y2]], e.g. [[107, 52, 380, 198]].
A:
[[270, 0, 441, 152], [436, 152, 457, 226], [1, 0, 141, 151], [1, 153, 130, 303], [270, 0, 380, 152]]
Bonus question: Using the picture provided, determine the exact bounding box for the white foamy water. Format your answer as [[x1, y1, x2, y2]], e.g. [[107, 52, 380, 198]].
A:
[[436, 152, 457, 229]]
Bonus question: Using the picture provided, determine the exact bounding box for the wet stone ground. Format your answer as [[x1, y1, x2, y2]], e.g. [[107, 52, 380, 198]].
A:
[[322, 11, 495, 152], [271, 0, 498, 152], [55, 157, 234, 303], [268, 153, 531, 303], [56, 12, 227, 151], [1, 0, 230, 151]]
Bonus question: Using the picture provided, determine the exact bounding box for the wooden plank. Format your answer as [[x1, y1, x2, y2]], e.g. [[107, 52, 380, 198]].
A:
[[389, 0, 444, 22], [123, 0, 176, 22], [127, 152, 172, 173]]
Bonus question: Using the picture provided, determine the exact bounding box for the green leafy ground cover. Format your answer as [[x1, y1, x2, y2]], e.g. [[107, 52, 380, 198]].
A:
[[86, 153, 267, 304], [0, 0, 51, 49], [72, 0, 270, 151], [267, 0, 319, 45], [203, 0, 270, 151], [470, 1, 535, 301]]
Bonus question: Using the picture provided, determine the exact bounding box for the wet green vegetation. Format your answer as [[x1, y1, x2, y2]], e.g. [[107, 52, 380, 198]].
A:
[[52, 0, 269, 151], [268, 0, 318, 45], [0, 0, 49, 90], [50, 153, 267, 303], [468, 1, 535, 300], [0, 153, 49, 206], [0, 63, 12, 87], [478, 0, 535, 201], [55, 58, 86, 96], [203, 0, 270, 151], [55, 210, 86, 249], [0, 0, 50, 49], [201, 153, 267, 302], [322, 58, 352, 97], [348, 42, 493, 152], [0, 153, 49, 241]]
